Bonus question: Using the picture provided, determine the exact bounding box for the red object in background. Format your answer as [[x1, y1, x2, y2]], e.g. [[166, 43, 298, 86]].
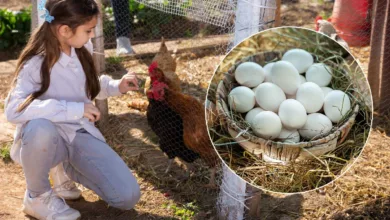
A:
[[331, 0, 372, 47]]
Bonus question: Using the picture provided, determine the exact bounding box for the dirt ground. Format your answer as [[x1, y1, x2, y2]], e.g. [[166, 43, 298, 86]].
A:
[[0, 0, 30, 11], [0, 0, 386, 220]]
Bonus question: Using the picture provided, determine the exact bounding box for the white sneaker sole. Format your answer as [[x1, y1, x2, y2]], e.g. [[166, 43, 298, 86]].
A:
[[56, 191, 82, 200], [23, 204, 81, 220]]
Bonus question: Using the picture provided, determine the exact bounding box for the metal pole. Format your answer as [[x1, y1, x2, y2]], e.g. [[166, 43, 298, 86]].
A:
[[218, 1, 264, 219]]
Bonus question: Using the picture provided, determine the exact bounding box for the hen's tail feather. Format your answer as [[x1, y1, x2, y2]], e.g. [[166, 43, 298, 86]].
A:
[[159, 37, 168, 53]]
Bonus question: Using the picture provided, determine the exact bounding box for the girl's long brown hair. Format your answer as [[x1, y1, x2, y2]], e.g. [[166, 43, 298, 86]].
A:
[[15, 0, 100, 112]]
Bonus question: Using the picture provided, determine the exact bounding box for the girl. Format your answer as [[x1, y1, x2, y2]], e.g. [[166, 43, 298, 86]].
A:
[[5, 0, 141, 219]]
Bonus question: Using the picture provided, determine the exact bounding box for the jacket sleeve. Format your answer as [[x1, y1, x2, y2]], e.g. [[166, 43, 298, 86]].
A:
[[84, 40, 123, 100], [4, 57, 84, 124], [95, 75, 123, 100]]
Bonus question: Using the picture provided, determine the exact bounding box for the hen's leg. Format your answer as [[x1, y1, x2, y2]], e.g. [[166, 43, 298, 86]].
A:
[[183, 161, 196, 179], [204, 167, 217, 189], [165, 159, 174, 174]]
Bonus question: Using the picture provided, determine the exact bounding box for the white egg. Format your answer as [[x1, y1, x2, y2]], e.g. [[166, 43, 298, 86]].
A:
[[263, 62, 274, 82], [324, 90, 351, 123], [234, 62, 265, 88], [296, 82, 324, 113], [245, 107, 264, 124], [298, 113, 333, 140], [321, 87, 333, 98], [271, 61, 301, 95], [278, 128, 300, 143], [228, 86, 256, 113], [278, 99, 307, 129], [251, 111, 282, 139], [255, 82, 286, 112], [282, 49, 314, 74], [300, 75, 307, 84], [306, 63, 333, 87]]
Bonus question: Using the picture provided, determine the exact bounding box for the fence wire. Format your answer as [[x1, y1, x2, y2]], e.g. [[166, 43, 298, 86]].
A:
[[21, 0, 388, 219]]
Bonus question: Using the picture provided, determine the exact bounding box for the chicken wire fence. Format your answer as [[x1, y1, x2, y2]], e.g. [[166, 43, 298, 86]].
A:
[[99, 0, 277, 218], [26, 0, 277, 218], [24, 0, 389, 219], [93, 0, 387, 219], [101, 0, 276, 52]]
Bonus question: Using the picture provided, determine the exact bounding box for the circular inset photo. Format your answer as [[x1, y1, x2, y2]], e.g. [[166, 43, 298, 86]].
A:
[[206, 27, 373, 193]]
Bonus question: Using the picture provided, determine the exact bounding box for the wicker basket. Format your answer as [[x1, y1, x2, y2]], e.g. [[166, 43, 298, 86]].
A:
[[216, 51, 360, 163]]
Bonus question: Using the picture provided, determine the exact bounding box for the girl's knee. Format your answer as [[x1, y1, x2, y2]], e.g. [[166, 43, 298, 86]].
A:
[[22, 119, 59, 146], [114, 186, 141, 210]]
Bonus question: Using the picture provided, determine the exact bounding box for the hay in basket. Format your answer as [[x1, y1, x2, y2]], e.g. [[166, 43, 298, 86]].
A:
[[208, 27, 372, 193]]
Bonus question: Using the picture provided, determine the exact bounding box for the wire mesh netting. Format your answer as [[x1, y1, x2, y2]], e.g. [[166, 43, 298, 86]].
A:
[[129, 0, 236, 27], [98, 1, 277, 219], [143, 43, 221, 187], [101, 0, 276, 52], [3, 0, 389, 219], [85, 0, 387, 219]]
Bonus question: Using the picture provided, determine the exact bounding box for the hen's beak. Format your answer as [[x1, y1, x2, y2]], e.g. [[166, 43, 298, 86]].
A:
[[146, 90, 154, 99]]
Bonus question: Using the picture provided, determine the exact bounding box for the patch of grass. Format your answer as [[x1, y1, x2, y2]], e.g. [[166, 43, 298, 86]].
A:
[[184, 29, 193, 38], [105, 56, 126, 74], [0, 101, 4, 110], [0, 142, 11, 162], [106, 56, 124, 65], [319, 10, 332, 20], [162, 201, 199, 220]]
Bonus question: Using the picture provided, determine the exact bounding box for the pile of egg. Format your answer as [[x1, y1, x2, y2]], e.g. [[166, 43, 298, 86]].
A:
[[228, 49, 352, 143]]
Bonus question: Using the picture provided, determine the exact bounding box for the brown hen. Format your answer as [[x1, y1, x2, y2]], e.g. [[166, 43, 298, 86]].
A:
[[147, 63, 220, 188]]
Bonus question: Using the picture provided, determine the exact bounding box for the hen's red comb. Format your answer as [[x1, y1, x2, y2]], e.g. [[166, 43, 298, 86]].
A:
[[315, 15, 323, 31], [149, 61, 158, 73]]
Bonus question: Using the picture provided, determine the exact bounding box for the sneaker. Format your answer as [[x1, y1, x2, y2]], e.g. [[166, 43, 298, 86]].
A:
[[23, 190, 81, 220], [50, 164, 81, 200], [116, 37, 136, 55]]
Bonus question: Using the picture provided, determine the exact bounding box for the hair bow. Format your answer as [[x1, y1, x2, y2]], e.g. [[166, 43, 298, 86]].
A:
[[38, 0, 54, 23]]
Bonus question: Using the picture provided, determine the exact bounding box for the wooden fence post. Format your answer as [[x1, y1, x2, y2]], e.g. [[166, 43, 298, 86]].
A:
[[31, 0, 38, 30], [275, 0, 282, 27], [32, 0, 45, 29], [93, 0, 109, 129], [367, 0, 390, 114]]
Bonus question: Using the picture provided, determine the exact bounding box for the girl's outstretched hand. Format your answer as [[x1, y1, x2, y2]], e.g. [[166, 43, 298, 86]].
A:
[[119, 71, 139, 93]]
